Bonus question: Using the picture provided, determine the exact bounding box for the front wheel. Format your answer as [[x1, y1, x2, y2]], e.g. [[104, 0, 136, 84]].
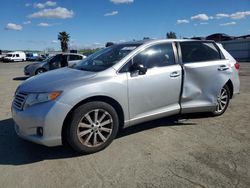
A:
[[35, 68, 46, 75], [213, 85, 230, 116], [67, 102, 119, 154]]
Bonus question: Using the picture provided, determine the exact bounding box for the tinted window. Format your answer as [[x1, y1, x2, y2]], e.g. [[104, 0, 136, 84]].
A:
[[16, 54, 19, 57], [49, 55, 62, 69], [69, 55, 82, 61], [119, 60, 132, 73], [50, 55, 62, 63], [61, 55, 68, 67], [180, 42, 222, 63], [133, 43, 175, 69]]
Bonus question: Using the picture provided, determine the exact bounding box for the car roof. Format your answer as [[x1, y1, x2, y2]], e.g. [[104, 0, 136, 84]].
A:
[[117, 39, 215, 46], [7, 51, 25, 54]]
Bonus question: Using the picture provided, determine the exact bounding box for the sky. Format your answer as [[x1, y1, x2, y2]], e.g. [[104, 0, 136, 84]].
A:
[[0, 0, 250, 50]]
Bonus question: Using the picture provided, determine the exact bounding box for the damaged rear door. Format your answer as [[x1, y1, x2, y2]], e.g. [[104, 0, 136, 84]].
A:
[[179, 41, 232, 113]]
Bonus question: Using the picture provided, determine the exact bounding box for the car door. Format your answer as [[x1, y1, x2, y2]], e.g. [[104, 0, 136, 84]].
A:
[[68, 55, 82, 66], [15, 54, 20, 61], [179, 41, 232, 113], [11, 54, 15, 61], [126, 42, 182, 125]]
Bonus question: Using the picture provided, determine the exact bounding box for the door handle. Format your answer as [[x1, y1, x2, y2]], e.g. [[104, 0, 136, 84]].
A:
[[170, 71, 180, 78], [218, 65, 229, 71]]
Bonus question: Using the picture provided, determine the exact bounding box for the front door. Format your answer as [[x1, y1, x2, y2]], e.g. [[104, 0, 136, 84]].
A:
[[127, 43, 182, 125]]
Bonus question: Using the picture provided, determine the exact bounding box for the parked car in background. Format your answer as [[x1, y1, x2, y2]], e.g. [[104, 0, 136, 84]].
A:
[[26, 53, 39, 61], [0, 54, 6, 61], [24, 53, 86, 76], [12, 39, 240, 154], [3, 51, 26, 62]]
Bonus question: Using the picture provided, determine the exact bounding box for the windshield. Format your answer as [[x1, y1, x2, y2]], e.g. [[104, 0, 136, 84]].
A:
[[73, 43, 142, 72], [43, 55, 54, 62], [7, 54, 13, 57]]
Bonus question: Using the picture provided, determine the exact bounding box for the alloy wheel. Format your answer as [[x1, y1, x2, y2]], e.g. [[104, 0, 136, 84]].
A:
[[215, 87, 229, 114], [37, 70, 44, 74], [77, 109, 113, 147]]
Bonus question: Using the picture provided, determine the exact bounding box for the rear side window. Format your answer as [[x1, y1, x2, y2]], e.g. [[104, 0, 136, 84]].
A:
[[180, 42, 223, 63], [134, 43, 175, 69], [69, 55, 82, 61], [16, 54, 20, 57]]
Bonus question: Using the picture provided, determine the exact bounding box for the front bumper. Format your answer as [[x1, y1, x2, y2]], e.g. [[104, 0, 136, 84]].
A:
[[12, 100, 72, 147], [3, 59, 13, 62], [24, 69, 30, 76]]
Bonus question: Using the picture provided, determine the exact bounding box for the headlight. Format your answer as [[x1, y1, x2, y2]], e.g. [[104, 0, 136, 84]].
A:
[[23, 91, 62, 110], [24, 65, 30, 70]]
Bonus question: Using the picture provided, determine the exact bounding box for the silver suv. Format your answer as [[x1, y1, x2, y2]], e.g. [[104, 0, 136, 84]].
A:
[[12, 39, 240, 154]]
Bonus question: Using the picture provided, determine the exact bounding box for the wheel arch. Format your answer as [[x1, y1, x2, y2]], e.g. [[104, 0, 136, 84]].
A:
[[35, 67, 47, 74], [61, 95, 125, 145], [226, 79, 233, 99]]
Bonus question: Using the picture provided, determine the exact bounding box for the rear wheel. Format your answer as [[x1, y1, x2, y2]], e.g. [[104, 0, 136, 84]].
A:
[[67, 101, 119, 154], [213, 85, 230, 116]]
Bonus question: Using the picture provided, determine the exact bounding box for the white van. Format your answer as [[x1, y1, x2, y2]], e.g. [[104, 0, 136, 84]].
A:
[[3, 51, 26, 62]]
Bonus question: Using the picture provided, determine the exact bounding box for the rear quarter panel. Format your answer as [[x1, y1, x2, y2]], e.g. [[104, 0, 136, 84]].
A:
[[219, 44, 240, 95]]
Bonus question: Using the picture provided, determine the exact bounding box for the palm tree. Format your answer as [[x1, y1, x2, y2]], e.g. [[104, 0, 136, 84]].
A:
[[58, 31, 70, 52], [166, 32, 177, 39]]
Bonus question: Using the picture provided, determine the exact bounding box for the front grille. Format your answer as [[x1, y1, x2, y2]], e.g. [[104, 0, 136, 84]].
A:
[[13, 92, 28, 110]]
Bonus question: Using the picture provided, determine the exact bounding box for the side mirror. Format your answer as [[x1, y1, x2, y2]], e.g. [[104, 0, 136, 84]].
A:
[[130, 61, 147, 75]]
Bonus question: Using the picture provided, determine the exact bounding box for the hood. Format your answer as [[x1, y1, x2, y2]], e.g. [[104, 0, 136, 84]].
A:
[[19, 68, 97, 92], [25, 62, 46, 70], [29, 61, 46, 66]]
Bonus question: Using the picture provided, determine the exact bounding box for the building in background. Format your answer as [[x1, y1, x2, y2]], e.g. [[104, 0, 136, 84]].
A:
[[221, 38, 250, 62], [206, 33, 235, 42]]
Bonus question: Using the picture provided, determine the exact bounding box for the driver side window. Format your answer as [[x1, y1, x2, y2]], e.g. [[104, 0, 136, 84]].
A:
[[49, 55, 62, 69], [119, 43, 175, 73]]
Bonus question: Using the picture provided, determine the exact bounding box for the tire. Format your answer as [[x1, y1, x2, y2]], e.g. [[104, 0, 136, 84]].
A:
[[35, 68, 46, 75], [212, 85, 230, 116], [67, 101, 119, 154]]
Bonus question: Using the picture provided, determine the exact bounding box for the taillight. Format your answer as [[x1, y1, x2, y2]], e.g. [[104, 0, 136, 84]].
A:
[[234, 62, 240, 70]]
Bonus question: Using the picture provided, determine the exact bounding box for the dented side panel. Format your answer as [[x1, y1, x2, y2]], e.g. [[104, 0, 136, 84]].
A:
[[181, 60, 233, 113]]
